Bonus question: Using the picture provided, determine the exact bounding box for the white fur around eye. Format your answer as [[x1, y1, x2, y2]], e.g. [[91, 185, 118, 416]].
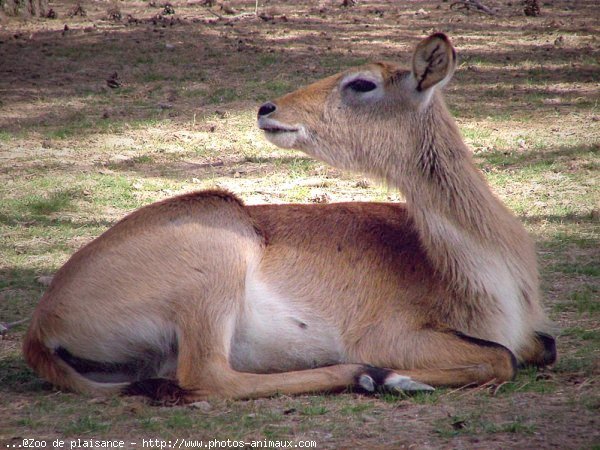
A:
[[340, 72, 385, 103]]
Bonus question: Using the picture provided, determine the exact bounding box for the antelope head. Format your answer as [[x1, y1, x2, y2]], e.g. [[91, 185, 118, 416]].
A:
[[257, 33, 458, 183]]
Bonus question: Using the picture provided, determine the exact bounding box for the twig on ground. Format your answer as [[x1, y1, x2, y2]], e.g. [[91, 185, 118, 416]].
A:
[[491, 381, 509, 396], [207, 9, 256, 21], [0, 318, 30, 336], [444, 382, 479, 396], [450, 0, 496, 15], [203, 4, 258, 21], [456, 379, 497, 398]]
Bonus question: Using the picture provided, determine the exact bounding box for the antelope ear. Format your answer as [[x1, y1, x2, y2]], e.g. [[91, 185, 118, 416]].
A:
[[412, 33, 457, 92]]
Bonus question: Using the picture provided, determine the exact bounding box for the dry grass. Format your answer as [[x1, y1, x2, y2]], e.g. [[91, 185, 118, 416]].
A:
[[0, 0, 598, 448]]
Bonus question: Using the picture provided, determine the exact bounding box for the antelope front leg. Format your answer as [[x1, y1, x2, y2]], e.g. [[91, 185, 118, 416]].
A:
[[125, 318, 434, 403], [125, 357, 435, 404], [188, 361, 435, 401], [170, 319, 435, 401]]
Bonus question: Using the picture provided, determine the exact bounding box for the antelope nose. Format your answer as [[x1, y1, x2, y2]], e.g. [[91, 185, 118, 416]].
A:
[[257, 102, 277, 117]]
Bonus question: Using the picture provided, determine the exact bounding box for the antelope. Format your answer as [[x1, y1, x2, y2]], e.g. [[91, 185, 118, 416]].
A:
[[23, 33, 556, 403]]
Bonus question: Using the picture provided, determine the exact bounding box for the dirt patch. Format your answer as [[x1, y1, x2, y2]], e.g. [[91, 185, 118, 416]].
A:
[[0, 1, 598, 449]]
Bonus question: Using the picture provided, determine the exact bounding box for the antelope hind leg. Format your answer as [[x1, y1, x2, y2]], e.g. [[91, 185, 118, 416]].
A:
[[355, 329, 518, 389]]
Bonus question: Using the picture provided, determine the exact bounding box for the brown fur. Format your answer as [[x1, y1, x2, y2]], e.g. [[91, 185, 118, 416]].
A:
[[23, 34, 554, 402]]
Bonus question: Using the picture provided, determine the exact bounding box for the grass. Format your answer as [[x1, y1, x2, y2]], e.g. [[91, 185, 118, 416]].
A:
[[164, 410, 195, 429], [0, 356, 44, 394], [22, 191, 76, 216], [493, 367, 556, 395], [140, 72, 170, 82], [207, 87, 239, 104], [434, 414, 536, 438], [0, 130, 12, 141], [552, 261, 600, 277], [0, 1, 598, 448], [553, 286, 600, 315], [554, 356, 596, 376], [258, 54, 280, 66], [560, 327, 600, 342], [380, 389, 444, 405], [62, 415, 112, 435]]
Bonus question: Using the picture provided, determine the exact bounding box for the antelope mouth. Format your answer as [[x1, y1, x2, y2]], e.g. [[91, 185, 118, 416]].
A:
[[261, 126, 299, 134], [258, 118, 299, 134], [258, 117, 306, 149]]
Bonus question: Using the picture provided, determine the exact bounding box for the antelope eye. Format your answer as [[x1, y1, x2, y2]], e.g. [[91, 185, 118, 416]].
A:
[[345, 79, 377, 93]]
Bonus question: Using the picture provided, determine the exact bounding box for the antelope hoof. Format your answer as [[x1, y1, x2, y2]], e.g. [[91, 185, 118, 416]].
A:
[[535, 331, 557, 366], [384, 373, 435, 392], [356, 366, 434, 393], [122, 378, 189, 406]]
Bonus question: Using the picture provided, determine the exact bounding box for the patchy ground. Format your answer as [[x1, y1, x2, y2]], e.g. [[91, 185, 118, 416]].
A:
[[0, 0, 598, 448]]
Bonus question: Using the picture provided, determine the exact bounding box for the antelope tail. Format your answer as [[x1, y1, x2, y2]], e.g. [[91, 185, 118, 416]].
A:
[[22, 327, 127, 396]]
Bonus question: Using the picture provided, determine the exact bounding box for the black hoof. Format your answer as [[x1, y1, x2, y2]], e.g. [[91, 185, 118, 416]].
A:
[[123, 378, 188, 405], [535, 331, 557, 366], [355, 365, 434, 393]]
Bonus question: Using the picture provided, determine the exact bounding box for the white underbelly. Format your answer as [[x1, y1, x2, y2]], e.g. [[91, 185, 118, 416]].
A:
[[229, 275, 344, 373]]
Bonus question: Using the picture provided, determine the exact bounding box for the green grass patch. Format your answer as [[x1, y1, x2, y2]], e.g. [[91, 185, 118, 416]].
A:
[[262, 425, 292, 440], [47, 127, 78, 140], [164, 410, 195, 429], [0, 174, 140, 220], [380, 388, 441, 405], [132, 154, 154, 164], [300, 405, 328, 416], [24, 190, 75, 216], [570, 286, 599, 315], [0, 189, 80, 225], [560, 327, 600, 342], [480, 419, 536, 434], [258, 54, 280, 66], [141, 72, 170, 83], [543, 231, 598, 251], [0, 280, 43, 321], [89, 174, 139, 209], [265, 80, 294, 96], [494, 366, 556, 395], [434, 414, 535, 438], [339, 402, 374, 415], [282, 157, 318, 178], [135, 55, 155, 65], [50, 46, 93, 60], [283, 185, 310, 202], [182, 87, 208, 99], [481, 144, 598, 170], [137, 416, 162, 432], [554, 355, 596, 376], [550, 262, 600, 277], [0, 355, 46, 394], [207, 87, 238, 104], [0, 130, 12, 141], [249, 79, 296, 102], [318, 55, 369, 71], [39, 114, 147, 140], [62, 415, 112, 435]]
